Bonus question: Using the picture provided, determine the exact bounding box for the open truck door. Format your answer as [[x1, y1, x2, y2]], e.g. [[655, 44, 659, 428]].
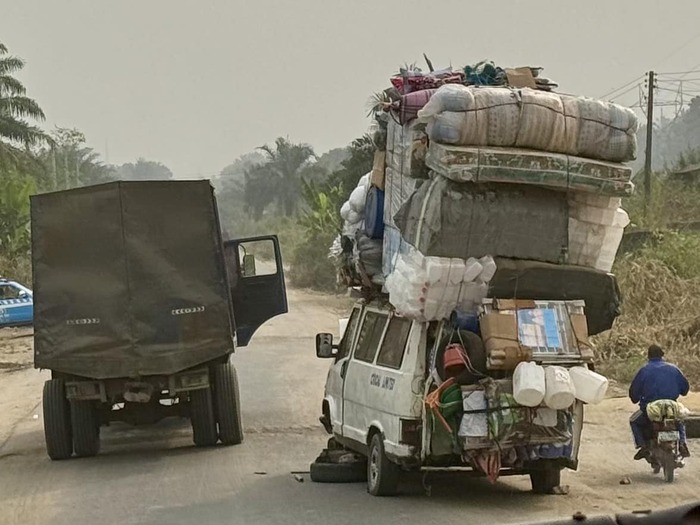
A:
[[223, 235, 288, 347]]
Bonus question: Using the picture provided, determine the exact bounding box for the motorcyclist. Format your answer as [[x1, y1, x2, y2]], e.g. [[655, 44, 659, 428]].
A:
[[629, 344, 690, 460]]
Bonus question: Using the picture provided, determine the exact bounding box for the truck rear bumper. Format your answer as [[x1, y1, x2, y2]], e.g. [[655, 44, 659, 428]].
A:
[[65, 367, 210, 402]]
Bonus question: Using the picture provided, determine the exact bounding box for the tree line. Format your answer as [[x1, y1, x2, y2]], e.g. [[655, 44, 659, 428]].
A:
[[0, 42, 174, 278]]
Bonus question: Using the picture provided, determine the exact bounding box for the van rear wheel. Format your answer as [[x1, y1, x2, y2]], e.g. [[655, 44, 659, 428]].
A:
[[367, 434, 400, 496], [529, 461, 562, 494], [42, 379, 73, 460]]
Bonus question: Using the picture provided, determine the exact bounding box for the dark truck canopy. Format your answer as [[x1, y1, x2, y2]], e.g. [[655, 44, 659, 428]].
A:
[[31, 180, 236, 379]]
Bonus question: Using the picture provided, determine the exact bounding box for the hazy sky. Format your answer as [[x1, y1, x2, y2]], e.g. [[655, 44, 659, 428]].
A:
[[2, 0, 700, 178]]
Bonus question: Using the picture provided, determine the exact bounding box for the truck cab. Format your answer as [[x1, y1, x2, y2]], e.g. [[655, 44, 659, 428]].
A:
[[316, 299, 586, 496]]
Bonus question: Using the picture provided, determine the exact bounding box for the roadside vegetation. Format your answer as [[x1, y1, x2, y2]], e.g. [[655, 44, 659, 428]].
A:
[[595, 182, 700, 387]]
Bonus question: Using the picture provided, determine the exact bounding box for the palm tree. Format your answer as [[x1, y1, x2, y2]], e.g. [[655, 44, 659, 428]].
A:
[[258, 137, 316, 217], [0, 43, 48, 165]]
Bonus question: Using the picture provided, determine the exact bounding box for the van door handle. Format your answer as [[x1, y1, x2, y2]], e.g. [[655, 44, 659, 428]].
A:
[[340, 360, 348, 379]]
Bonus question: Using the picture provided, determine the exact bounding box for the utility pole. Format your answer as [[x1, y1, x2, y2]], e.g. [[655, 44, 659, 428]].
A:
[[644, 70, 656, 217]]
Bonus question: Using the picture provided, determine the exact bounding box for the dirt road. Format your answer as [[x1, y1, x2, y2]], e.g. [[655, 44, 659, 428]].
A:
[[0, 288, 698, 525]]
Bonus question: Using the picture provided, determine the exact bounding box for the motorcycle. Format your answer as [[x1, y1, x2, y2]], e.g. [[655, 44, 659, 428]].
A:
[[647, 417, 684, 482]]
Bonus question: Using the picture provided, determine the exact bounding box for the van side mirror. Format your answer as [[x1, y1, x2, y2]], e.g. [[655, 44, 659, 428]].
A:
[[316, 333, 336, 358]]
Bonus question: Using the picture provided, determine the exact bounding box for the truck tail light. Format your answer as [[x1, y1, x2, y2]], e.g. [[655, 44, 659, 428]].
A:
[[400, 418, 422, 447]]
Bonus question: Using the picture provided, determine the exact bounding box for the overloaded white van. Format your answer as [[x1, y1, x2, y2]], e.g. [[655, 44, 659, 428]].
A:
[[315, 299, 588, 496]]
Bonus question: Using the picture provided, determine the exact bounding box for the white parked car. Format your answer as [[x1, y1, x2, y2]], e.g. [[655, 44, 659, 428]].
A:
[[315, 300, 585, 496]]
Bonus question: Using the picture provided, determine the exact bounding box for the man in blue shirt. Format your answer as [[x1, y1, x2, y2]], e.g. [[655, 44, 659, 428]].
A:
[[629, 344, 690, 460]]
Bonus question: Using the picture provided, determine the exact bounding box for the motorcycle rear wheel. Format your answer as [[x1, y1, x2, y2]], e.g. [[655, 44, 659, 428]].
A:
[[663, 457, 675, 483]]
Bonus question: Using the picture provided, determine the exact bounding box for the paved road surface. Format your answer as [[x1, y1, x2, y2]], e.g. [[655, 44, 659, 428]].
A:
[[1, 288, 699, 525]]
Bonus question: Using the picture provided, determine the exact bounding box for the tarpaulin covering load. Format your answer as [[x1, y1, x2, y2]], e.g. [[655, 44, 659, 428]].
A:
[[417, 85, 639, 163], [426, 142, 634, 196], [31, 181, 235, 379], [487, 258, 621, 336], [394, 175, 569, 264]]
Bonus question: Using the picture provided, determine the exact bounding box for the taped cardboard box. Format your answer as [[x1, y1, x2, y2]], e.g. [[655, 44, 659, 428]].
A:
[[570, 313, 594, 361], [480, 311, 518, 342], [480, 311, 532, 369], [371, 150, 386, 190]]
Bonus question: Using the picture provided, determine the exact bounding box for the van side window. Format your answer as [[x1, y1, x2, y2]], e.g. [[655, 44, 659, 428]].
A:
[[376, 317, 412, 369], [335, 308, 361, 361], [353, 311, 388, 363]]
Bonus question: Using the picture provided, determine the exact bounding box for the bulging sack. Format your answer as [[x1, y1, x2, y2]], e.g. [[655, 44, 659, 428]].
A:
[[418, 85, 639, 163]]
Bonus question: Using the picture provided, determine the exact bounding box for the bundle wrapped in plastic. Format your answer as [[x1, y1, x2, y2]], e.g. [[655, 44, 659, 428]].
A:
[[384, 242, 496, 322], [386, 118, 430, 181], [340, 173, 370, 237], [568, 193, 630, 272], [355, 231, 383, 280], [417, 85, 639, 163]]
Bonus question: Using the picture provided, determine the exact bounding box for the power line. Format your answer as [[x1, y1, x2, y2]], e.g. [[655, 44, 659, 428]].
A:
[[651, 30, 700, 69], [656, 68, 700, 77], [598, 75, 644, 100], [629, 102, 679, 109], [609, 82, 643, 103]]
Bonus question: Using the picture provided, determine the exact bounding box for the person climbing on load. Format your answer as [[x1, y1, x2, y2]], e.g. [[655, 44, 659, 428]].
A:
[[629, 344, 690, 460]]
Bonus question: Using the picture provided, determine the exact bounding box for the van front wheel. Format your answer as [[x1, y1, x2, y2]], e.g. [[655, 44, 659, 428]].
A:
[[367, 434, 400, 496]]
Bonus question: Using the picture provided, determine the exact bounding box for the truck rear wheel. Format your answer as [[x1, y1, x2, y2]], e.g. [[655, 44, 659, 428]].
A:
[[190, 387, 218, 447], [212, 360, 243, 445], [42, 379, 73, 460], [70, 400, 100, 457]]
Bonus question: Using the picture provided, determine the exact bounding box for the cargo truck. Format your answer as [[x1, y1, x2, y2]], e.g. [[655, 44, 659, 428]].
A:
[[31, 180, 287, 459]]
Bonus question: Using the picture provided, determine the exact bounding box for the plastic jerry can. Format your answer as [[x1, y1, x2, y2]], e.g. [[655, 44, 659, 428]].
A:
[[569, 366, 608, 404], [544, 366, 576, 410], [513, 361, 546, 407]]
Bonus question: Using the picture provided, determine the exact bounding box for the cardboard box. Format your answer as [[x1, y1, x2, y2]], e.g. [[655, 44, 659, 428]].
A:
[[505, 67, 537, 89], [480, 312, 518, 342], [486, 338, 533, 369], [570, 313, 589, 342], [371, 150, 386, 190], [493, 298, 537, 310]]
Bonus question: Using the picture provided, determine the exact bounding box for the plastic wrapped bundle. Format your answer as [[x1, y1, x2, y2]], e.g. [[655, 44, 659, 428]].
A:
[[568, 193, 630, 272], [355, 232, 383, 278], [384, 242, 496, 322], [386, 118, 429, 180], [417, 85, 639, 163], [340, 173, 370, 237], [383, 166, 420, 230]]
